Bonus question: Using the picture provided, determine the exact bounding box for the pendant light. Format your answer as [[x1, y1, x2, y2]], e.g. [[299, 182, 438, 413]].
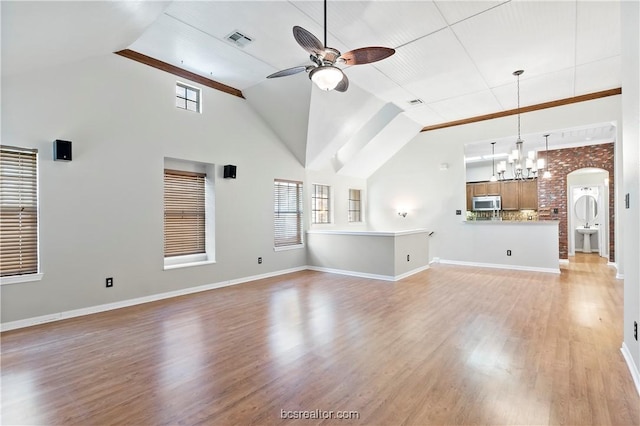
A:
[[508, 70, 536, 180], [542, 134, 552, 179], [490, 142, 498, 182]]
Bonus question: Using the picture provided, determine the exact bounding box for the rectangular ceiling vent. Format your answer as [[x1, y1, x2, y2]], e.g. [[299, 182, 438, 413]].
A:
[[226, 31, 253, 48], [407, 98, 424, 106]]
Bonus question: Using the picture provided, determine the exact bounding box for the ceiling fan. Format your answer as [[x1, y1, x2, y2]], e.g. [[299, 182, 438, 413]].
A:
[[266, 0, 395, 92]]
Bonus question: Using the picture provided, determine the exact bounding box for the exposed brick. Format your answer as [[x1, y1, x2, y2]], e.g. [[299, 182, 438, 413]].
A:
[[538, 143, 615, 261]]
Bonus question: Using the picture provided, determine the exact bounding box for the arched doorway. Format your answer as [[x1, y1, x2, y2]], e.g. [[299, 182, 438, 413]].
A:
[[567, 168, 610, 258]]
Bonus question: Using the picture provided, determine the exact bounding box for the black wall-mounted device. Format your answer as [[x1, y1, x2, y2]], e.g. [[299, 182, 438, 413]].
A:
[[223, 164, 237, 179], [53, 139, 72, 161]]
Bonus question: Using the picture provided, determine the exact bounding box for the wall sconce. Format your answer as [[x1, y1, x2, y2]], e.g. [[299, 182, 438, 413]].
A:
[[398, 211, 408, 218]]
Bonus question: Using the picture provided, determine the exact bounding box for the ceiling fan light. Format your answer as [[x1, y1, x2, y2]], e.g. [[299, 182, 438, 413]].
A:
[[310, 66, 343, 91]]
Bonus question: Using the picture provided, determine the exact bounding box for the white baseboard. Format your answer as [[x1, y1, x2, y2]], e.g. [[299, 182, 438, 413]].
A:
[[306, 266, 395, 282], [559, 259, 570, 265], [0, 266, 307, 332], [430, 257, 441, 264], [306, 264, 429, 282], [438, 259, 561, 274], [395, 265, 430, 281], [621, 342, 640, 397]]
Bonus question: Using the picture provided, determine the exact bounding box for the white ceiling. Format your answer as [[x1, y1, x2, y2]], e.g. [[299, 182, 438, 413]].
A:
[[1, 1, 623, 177], [123, 0, 621, 127]]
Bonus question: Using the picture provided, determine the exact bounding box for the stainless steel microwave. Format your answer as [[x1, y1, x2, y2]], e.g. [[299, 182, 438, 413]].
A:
[[472, 196, 501, 211]]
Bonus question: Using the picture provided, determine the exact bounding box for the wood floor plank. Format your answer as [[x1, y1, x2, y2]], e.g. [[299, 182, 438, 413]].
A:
[[1, 253, 638, 425]]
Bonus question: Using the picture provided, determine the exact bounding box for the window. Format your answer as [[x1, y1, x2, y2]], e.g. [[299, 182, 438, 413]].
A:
[[312, 184, 331, 224], [0, 146, 39, 279], [348, 189, 362, 222], [274, 179, 303, 248], [164, 169, 206, 258], [176, 82, 201, 113]]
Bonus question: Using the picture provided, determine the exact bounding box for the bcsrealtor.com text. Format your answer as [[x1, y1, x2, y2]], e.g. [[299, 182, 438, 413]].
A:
[[280, 409, 360, 420]]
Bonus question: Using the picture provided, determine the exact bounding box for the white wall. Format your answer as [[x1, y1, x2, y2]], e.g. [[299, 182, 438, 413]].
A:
[[305, 169, 367, 230], [0, 54, 306, 323], [465, 162, 494, 182], [621, 0, 640, 387], [367, 96, 622, 268]]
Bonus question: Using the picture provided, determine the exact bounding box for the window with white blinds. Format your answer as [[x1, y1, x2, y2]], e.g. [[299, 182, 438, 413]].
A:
[[274, 179, 303, 248], [0, 146, 39, 277], [164, 169, 206, 257]]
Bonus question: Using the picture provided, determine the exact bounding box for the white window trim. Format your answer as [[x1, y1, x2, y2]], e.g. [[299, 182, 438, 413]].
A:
[[311, 183, 333, 225], [348, 187, 365, 223], [0, 273, 44, 286], [274, 243, 305, 252], [163, 160, 215, 270], [176, 81, 202, 114]]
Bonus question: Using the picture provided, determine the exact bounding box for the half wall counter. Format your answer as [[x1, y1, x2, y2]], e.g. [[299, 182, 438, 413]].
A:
[[306, 229, 431, 281]]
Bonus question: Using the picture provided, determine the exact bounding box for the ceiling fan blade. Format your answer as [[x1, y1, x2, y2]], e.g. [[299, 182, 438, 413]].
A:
[[293, 26, 324, 56], [340, 47, 396, 65], [335, 73, 349, 93], [267, 66, 308, 79]]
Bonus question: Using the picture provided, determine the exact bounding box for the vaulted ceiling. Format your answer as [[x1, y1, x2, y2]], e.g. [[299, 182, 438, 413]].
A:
[[1, 1, 622, 177]]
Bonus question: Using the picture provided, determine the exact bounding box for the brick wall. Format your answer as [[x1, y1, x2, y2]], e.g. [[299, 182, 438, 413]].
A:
[[537, 143, 615, 261]]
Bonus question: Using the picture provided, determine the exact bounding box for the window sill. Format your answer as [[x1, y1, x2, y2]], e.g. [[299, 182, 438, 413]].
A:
[[164, 260, 216, 270], [274, 244, 305, 252], [0, 273, 44, 286]]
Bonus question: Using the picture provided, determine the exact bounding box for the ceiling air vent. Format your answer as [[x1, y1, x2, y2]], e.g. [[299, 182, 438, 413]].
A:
[[226, 31, 253, 48], [407, 98, 424, 106]]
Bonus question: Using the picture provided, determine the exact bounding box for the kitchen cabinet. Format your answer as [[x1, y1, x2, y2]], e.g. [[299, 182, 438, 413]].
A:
[[472, 182, 487, 196], [519, 180, 538, 210], [500, 181, 519, 210], [466, 179, 538, 211], [486, 181, 500, 195]]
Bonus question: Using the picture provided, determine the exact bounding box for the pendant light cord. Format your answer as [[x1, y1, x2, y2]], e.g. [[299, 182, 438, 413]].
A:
[[517, 73, 521, 140]]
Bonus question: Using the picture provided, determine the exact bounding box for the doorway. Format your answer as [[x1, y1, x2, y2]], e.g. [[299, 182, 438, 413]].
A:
[[567, 168, 609, 258]]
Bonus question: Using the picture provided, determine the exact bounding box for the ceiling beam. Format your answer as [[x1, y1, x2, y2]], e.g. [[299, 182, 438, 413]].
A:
[[115, 49, 245, 99], [421, 88, 622, 133]]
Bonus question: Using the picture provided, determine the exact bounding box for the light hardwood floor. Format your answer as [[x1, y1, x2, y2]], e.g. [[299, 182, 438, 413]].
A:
[[1, 254, 638, 425]]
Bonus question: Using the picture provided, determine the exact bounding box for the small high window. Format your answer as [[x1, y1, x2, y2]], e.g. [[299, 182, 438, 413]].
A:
[[348, 189, 362, 222], [176, 82, 201, 113], [312, 184, 331, 224]]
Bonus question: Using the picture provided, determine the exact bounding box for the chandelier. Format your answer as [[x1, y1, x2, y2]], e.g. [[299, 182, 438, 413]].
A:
[[499, 70, 543, 180]]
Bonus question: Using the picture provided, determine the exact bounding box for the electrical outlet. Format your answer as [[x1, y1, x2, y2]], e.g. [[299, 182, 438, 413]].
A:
[[106, 277, 113, 288], [634, 321, 637, 341], [507, 250, 512, 256], [456, 210, 462, 215], [553, 208, 559, 214], [258, 257, 262, 264], [407, 254, 410, 262]]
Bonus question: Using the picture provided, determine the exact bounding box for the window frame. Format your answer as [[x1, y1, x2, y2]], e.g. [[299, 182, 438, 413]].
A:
[[274, 179, 304, 250], [175, 81, 202, 113], [311, 183, 332, 224], [348, 188, 363, 223], [0, 145, 43, 285], [163, 161, 216, 270]]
